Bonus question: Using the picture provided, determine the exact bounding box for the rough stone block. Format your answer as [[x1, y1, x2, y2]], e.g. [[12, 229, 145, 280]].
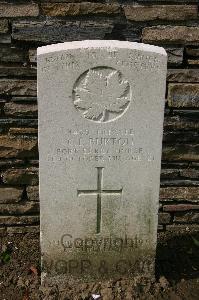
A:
[[0, 20, 8, 33], [124, 5, 197, 21], [0, 160, 25, 169], [0, 65, 37, 77], [0, 34, 11, 44], [12, 20, 114, 43], [41, 3, 120, 16], [162, 144, 199, 161], [0, 135, 38, 158], [6, 225, 39, 234], [0, 118, 38, 129], [11, 96, 37, 103], [0, 3, 39, 17], [0, 215, 39, 226], [167, 69, 199, 83], [158, 212, 171, 224], [160, 187, 199, 201], [26, 186, 39, 202], [179, 168, 199, 179], [0, 80, 37, 96], [186, 47, 199, 57], [161, 168, 179, 179], [165, 47, 183, 66], [29, 49, 37, 63], [168, 84, 199, 108], [166, 224, 199, 233], [0, 187, 23, 204], [0, 46, 26, 63], [0, 201, 39, 215], [187, 59, 199, 66], [174, 212, 199, 223], [142, 26, 199, 45], [4, 102, 38, 117], [2, 167, 39, 185], [163, 204, 199, 212], [164, 113, 199, 131], [8, 128, 38, 136]]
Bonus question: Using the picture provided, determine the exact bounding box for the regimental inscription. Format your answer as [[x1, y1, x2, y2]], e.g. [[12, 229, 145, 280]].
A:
[[77, 167, 123, 234], [73, 67, 131, 123]]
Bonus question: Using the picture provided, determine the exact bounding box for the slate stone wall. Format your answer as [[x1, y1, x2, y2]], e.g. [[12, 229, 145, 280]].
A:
[[0, 0, 198, 235]]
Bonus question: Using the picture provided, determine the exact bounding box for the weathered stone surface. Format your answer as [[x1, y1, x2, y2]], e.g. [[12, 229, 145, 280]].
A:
[[163, 131, 199, 144], [0, 65, 37, 77], [0, 215, 39, 226], [161, 168, 179, 179], [160, 187, 199, 201], [0, 227, 6, 236], [163, 204, 199, 212], [0, 118, 38, 129], [11, 96, 37, 103], [117, 23, 141, 43], [0, 3, 39, 17], [0, 159, 24, 169], [167, 69, 199, 83], [165, 47, 183, 66], [158, 213, 171, 224], [186, 47, 199, 57], [9, 128, 38, 135], [164, 114, 199, 131], [166, 224, 199, 233], [29, 49, 37, 63], [12, 20, 114, 43], [41, 3, 120, 16], [0, 135, 38, 158], [0, 201, 39, 215], [0, 187, 23, 204], [142, 26, 199, 45], [38, 40, 167, 280], [0, 99, 5, 114], [187, 59, 199, 66], [0, 20, 8, 33], [0, 46, 26, 63], [7, 225, 39, 234], [174, 212, 199, 223], [162, 144, 199, 161], [2, 167, 38, 185], [4, 102, 38, 117], [180, 168, 199, 179], [124, 5, 197, 21], [168, 84, 199, 108], [157, 225, 164, 231], [0, 34, 11, 44], [161, 180, 199, 187], [161, 167, 199, 180], [27, 186, 39, 202], [0, 80, 37, 96]]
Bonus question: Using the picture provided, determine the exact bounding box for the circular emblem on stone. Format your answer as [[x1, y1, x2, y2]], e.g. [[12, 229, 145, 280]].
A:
[[73, 67, 131, 123]]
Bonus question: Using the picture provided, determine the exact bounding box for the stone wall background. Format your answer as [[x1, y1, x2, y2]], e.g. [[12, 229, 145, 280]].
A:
[[0, 0, 198, 235]]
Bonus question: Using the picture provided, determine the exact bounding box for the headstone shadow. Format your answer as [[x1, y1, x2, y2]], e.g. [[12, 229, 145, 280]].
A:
[[156, 231, 199, 282]]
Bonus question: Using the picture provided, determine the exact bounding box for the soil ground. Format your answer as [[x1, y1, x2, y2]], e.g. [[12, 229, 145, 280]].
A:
[[0, 230, 199, 300]]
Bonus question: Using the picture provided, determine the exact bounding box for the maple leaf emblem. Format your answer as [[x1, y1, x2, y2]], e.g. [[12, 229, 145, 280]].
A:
[[73, 68, 130, 122]]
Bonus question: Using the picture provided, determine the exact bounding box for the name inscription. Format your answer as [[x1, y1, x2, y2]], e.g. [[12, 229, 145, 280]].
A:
[[47, 128, 155, 163]]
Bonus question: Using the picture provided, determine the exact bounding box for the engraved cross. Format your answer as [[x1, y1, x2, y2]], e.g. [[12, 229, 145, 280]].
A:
[[77, 167, 123, 234]]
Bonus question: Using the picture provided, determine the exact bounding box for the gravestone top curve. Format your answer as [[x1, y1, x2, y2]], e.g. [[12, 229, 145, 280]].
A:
[[37, 40, 166, 56]]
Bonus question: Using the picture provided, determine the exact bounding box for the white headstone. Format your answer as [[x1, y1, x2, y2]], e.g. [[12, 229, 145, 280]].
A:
[[38, 40, 167, 283]]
